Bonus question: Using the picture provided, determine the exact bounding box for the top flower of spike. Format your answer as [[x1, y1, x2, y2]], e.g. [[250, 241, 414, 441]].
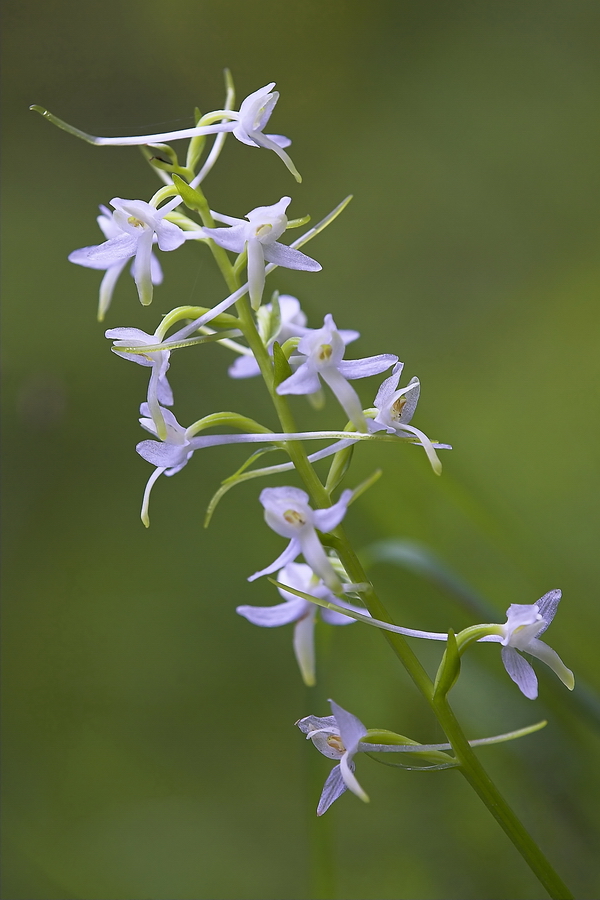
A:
[[30, 83, 302, 182]]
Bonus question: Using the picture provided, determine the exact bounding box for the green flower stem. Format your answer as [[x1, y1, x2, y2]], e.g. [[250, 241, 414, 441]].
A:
[[209, 235, 572, 900], [432, 696, 573, 900]]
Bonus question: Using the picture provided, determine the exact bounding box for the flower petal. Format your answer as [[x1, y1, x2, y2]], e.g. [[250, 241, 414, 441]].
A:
[[317, 764, 347, 815], [501, 646, 539, 699], [337, 354, 398, 380], [247, 537, 301, 582], [293, 611, 317, 686], [527, 638, 574, 690], [329, 700, 368, 755], [236, 598, 308, 627], [263, 241, 321, 271], [534, 589, 562, 636], [155, 218, 186, 252]]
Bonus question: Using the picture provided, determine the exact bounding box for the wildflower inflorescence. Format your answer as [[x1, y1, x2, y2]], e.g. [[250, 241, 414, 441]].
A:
[[34, 72, 576, 894]]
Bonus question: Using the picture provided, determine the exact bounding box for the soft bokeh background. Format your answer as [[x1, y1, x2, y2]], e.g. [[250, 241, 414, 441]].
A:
[[2, 2, 600, 898]]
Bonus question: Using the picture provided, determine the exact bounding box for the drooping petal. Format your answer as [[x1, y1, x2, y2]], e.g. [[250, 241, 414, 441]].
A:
[[263, 242, 321, 271], [98, 259, 128, 320], [317, 764, 347, 815], [501, 646, 539, 699], [293, 610, 317, 686], [339, 754, 369, 803], [320, 367, 367, 431], [527, 638, 574, 690], [132, 229, 155, 306], [236, 597, 308, 627], [247, 238, 266, 309], [298, 527, 341, 592], [247, 537, 301, 582]]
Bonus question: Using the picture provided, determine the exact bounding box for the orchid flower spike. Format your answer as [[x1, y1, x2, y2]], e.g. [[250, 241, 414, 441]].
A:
[[106, 327, 173, 439], [33, 83, 301, 180], [368, 362, 446, 473], [70, 198, 185, 308], [296, 700, 369, 815], [203, 198, 321, 309], [277, 314, 398, 432], [248, 486, 352, 592], [68, 205, 164, 320], [237, 562, 363, 686], [479, 590, 574, 699], [229, 295, 358, 379]]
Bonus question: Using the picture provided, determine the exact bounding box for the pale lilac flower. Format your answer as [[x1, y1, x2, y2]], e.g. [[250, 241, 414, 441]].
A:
[[479, 590, 574, 699], [34, 83, 301, 181], [277, 314, 398, 431], [237, 562, 363, 686], [69, 197, 185, 307], [203, 197, 321, 309], [297, 700, 369, 815], [68, 205, 164, 320], [106, 327, 173, 439], [229, 295, 358, 379], [248, 486, 352, 592], [368, 362, 446, 473]]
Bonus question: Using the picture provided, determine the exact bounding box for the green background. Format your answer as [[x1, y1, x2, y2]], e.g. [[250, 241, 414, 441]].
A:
[[2, 1, 599, 898]]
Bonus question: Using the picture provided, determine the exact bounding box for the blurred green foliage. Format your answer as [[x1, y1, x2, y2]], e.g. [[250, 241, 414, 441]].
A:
[[2, 1, 599, 898]]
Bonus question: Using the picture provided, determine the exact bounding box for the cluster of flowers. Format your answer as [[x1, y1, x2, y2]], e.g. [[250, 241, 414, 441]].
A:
[[37, 77, 574, 817]]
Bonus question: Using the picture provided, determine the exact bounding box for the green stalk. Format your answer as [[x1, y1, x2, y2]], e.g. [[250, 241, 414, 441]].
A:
[[204, 233, 572, 900]]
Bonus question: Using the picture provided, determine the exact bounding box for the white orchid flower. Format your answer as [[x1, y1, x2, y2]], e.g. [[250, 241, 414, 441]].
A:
[[297, 700, 370, 815], [68, 205, 164, 321], [34, 83, 301, 181], [203, 197, 321, 309], [229, 295, 358, 379], [248, 486, 352, 592], [237, 563, 363, 686], [479, 590, 574, 699], [277, 314, 398, 431], [69, 197, 185, 307], [368, 362, 445, 473]]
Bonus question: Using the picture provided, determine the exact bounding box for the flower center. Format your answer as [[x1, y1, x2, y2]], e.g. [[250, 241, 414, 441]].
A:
[[391, 396, 407, 420], [127, 216, 145, 229], [327, 734, 345, 753], [254, 223, 273, 239], [283, 508, 306, 527], [318, 344, 333, 362]]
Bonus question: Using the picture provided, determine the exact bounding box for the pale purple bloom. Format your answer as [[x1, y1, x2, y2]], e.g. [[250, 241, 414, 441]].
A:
[[37, 83, 301, 181], [248, 486, 352, 592], [277, 314, 398, 431], [69, 197, 185, 307], [297, 700, 369, 815], [68, 205, 164, 320], [479, 590, 574, 699], [368, 362, 446, 473], [237, 562, 363, 686], [203, 197, 321, 309], [229, 295, 358, 379], [106, 327, 173, 439]]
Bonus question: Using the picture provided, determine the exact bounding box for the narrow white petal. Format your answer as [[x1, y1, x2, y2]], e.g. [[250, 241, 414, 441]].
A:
[[293, 612, 317, 686], [527, 638, 574, 690], [502, 646, 539, 699], [317, 765, 347, 815]]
